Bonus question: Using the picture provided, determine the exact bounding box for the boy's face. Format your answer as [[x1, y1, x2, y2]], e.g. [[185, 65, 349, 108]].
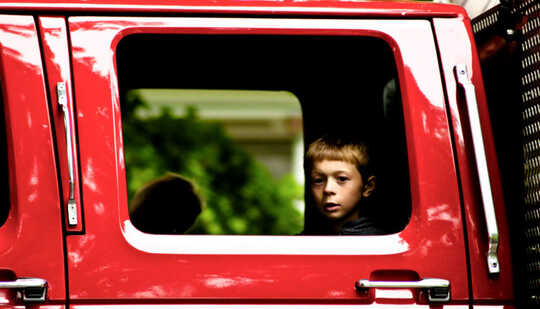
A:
[[310, 159, 374, 224]]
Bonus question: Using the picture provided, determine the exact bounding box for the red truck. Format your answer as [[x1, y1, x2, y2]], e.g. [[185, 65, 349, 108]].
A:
[[0, 0, 533, 308]]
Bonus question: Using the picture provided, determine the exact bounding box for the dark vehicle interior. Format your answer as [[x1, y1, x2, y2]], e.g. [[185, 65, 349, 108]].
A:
[[116, 34, 410, 235]]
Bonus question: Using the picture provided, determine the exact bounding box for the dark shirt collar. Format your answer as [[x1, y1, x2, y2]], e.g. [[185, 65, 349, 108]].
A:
[[340, 217, 386, 235]]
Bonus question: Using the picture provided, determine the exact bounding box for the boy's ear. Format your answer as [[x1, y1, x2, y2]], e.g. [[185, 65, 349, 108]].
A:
[[362, 176, 376, 198]]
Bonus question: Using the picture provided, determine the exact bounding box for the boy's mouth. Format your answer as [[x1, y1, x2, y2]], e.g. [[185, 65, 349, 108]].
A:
[[323, 203, 341, 212]]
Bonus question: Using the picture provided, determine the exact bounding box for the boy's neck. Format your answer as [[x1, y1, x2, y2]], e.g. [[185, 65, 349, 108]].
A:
[[329, 212, 361, 233]]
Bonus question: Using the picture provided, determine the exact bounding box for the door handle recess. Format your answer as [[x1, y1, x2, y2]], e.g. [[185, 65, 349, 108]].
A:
[[355, 278, 450, 303], [0, 278, 47, 302]]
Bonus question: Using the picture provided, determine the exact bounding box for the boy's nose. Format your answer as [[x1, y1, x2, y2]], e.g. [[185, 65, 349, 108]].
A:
[[324, 180, 336, 194]]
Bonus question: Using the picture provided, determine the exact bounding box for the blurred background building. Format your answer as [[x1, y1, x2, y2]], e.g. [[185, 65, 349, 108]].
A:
[[134, 89, 304, 185]]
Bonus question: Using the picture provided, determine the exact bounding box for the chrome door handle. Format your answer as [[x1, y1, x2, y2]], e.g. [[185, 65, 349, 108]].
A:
[[455, 64, 500, 274], [0, 277, 47, 302], [355, 278, 450, 302], [57, 82, 78, 226]]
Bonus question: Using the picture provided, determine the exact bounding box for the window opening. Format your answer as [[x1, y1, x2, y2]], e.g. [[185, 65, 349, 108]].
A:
[[117, 34, 409, 235]]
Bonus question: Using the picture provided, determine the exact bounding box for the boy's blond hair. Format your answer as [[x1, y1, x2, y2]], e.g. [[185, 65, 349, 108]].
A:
[[305, 136, 373, 180]]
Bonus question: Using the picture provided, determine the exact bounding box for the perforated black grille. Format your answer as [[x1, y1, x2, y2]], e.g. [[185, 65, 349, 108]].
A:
[[519, 3, 540, 305], [473, 1, 540, 306]]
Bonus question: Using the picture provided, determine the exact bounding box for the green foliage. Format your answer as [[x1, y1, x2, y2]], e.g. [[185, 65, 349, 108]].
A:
[[123, 92, 304, 235]]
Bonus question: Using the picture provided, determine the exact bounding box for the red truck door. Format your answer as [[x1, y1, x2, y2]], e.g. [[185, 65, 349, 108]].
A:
[[433, 15, 514, 304], [66, 13, 471, 309], [0, 15, 66, 308]]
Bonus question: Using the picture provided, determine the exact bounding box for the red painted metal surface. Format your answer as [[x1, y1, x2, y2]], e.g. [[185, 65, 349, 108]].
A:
[[432, 17, 513, 301], [0, 1, 515, 307], [0, 14, 65, 302], [67, 15, 469, 305], [73, 305, 469, 309], [39, 16, 84, 233], [0, 0, 464, 17], [472, 305, 519, 309]]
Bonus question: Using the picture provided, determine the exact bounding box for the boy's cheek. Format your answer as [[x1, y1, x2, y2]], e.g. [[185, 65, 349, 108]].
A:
[[311, 188, 321, 199]]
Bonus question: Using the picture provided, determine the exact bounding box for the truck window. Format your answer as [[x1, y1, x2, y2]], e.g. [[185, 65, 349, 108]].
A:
[[116, 34, 410, 235]]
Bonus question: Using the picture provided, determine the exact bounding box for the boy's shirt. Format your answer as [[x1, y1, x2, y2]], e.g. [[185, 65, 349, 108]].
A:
[[339, 217, 387, 235]]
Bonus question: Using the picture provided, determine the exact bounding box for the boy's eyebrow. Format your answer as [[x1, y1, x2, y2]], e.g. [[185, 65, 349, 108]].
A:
[[311, 169, 353, 175]]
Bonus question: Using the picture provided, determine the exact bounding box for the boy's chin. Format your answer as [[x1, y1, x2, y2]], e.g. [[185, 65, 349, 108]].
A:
[[320, 211, 346, 221], [320, 209, 360, 223]]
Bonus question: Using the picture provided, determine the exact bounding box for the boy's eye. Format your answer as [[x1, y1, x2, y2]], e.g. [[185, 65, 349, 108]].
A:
[[337, 176, 349, 182], [312, 177, 324, 184]]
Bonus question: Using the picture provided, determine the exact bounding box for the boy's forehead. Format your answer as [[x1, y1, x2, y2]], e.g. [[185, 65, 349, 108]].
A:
[[312, 159, 359, 173]]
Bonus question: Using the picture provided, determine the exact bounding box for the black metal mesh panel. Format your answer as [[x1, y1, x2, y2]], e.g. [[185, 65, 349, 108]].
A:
[[473, 0, 540, 306], [520, 3, 540, 305], [473, 7, 502, 34]]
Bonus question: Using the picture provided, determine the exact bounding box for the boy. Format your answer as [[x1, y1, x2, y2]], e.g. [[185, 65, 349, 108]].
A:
[[303, 135, 385, 235]]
